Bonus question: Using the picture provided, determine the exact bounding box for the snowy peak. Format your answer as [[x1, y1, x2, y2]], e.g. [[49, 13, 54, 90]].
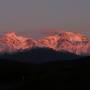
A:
[[56, 32, 90, 55], [38, 35, 60, 48], [58, 32, 89, 42], [0, 32, 37, 52]]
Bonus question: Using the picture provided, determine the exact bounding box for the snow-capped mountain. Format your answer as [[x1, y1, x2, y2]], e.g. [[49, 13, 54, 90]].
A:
[[0, 32, 37, 52], [38, 32, 90, 55], [56, 32, 90, 55], [0, 31, 90, 55]]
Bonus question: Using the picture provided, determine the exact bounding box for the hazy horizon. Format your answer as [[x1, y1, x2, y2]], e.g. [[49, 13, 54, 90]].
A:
[[0, 0, 90, 37]]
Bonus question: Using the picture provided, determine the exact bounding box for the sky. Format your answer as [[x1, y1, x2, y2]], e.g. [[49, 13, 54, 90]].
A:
[[0, 0, 90, 38]]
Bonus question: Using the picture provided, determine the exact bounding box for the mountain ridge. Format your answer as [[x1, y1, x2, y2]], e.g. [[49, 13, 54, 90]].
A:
[[0, 31, 90, 55]]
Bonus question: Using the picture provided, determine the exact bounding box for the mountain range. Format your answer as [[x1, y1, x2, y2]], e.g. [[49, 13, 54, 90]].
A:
[[0, 31, 89, 89], [0, 31, 90, 55]]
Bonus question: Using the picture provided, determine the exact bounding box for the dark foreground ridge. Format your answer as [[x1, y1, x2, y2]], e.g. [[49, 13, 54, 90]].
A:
[[0, 47, 81, 63], [0, 47, 89, 89]]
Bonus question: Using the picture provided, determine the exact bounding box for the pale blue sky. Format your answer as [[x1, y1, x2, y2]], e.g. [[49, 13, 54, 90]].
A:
[[0, 0, 90, 37]]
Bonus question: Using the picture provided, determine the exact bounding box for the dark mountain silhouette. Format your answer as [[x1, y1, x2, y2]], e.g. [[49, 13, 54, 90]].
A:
[[0, 47, 81, 64], [0, 47, 89, 89]]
